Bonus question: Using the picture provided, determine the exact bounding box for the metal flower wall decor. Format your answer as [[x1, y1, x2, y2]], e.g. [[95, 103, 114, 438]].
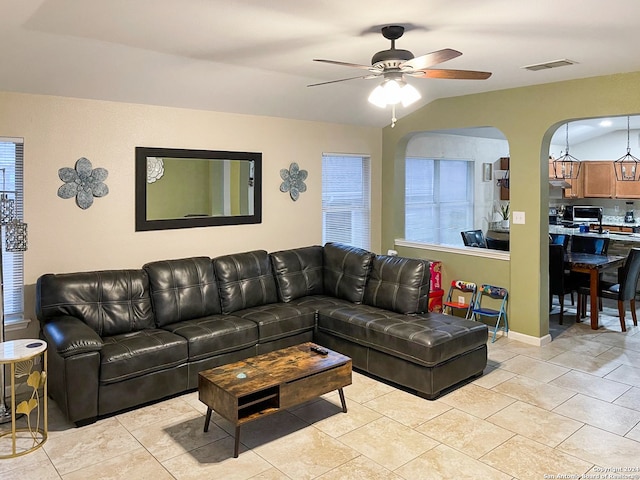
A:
[[280, 162, 307, 201], [58, 157, 109, 209]]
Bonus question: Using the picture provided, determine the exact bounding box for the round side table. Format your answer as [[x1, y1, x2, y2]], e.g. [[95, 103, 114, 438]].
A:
[[0, 339, 48, 458]]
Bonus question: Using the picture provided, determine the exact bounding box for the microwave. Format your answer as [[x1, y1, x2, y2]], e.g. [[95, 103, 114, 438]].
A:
[[572, 206, 603, 224]]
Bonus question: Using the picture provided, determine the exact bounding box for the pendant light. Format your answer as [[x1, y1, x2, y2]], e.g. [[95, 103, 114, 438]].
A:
[[553, 123, 581, 180], [613, 116, 640, 181]]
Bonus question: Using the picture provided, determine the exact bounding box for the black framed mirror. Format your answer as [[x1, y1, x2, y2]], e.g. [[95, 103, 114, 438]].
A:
[[135, 147, 262, 231]]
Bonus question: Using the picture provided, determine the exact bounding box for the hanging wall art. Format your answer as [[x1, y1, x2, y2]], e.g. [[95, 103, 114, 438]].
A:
[[279, 162, 307, 201], [58, 157, 109, 209]]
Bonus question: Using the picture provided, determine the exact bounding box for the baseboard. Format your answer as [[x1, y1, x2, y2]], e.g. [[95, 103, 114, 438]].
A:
[[504, 330, 552, 346]]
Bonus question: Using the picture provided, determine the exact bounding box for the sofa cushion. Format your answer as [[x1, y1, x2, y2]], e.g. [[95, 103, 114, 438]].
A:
[[232, 303, 317, 343], [144, 256, 221, 327], [363, 255, 431, 314], [36, 270, 155, 337], [161, 314, 258, 361], [100, 329, 187, 384], [213, 250, 279, 314], [323, 242, 374, 304], [270, 246, 324, 302], [316, 304, 488, 366]]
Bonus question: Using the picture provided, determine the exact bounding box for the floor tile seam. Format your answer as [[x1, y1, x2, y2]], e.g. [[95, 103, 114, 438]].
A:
[[489, 372, 579, 407], [119, 409, 205, 437], [549, 368, 635, 398], [474, 434, 533, 479], [52, 445, 150, 478], [544, 357, 621, 377], [555, 424, 638, 465], [479, 432, 596, 476], [550, 394, 640, 436], [483, 401, 585, 438], [428, 421, 518, 460], [547, 382, 633, 405]]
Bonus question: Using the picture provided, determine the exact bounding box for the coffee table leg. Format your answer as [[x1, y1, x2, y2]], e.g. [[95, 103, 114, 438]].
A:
[[338, 388, 347, 413], [234, 426, 241, 458], [204, 407, 212, 432]]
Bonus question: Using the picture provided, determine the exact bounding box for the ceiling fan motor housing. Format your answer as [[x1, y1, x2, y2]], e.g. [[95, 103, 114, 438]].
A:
[[371, 48, 414, 68]]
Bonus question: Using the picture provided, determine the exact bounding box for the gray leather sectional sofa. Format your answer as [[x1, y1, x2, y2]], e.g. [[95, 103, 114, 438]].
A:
[[36, 242, 488, 425]]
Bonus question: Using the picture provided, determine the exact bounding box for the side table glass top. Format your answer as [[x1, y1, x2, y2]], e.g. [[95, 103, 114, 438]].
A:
[[0, 338, 48, 459], [0, 339, 47, 361]]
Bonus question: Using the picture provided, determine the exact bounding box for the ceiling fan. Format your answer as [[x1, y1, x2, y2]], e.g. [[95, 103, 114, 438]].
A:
[[308, 25, 491, 125]]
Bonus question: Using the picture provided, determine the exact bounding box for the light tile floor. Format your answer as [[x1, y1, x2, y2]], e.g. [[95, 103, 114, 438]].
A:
[[2, 302, 640, 479]]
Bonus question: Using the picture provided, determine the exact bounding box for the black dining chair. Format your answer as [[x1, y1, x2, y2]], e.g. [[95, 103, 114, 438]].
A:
[[570, 235, 610, 255], [549, 244, 576, 324], [461, 230, 487, 248], [486, 237, 509, 251], [577, 247, 640, 332]]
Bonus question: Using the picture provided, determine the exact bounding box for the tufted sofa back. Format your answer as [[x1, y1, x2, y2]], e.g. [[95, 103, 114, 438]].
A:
[[270, 245, 324, 302], [322, 242, 374, 304], [143, 256, 221, 327], [213, 250, 279, 314], [363, 255, 431, 314], [36, 270, 155, 336]]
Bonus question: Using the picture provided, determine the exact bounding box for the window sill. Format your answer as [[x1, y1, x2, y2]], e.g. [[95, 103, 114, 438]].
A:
[[395, 239, 510, 261], [4, 317, 32, 332]]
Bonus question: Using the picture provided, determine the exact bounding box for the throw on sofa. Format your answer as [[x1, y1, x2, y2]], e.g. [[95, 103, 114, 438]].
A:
[[36, 243, 488, 425]]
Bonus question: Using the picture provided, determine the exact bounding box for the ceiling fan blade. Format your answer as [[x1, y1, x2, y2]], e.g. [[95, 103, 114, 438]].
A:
[[313, 59, 378, 71], [307, 74, 379, 87], [410, 69, 492, 80], [401, 48, 462, 71]]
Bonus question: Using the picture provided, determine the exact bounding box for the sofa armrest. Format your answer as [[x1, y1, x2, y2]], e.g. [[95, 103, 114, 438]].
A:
[[42, 316, 104, 358]]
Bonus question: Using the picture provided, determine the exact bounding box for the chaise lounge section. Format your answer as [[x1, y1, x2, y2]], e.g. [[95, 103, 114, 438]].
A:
[[36, 242, 488, 425]]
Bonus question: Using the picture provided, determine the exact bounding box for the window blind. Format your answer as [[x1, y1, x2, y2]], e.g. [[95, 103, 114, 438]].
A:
[[322, 154, 371, 250], [405, 157, 474, 246], [0, 138, 25, 321]]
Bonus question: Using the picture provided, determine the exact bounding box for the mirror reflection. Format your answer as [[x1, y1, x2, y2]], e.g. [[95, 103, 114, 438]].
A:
[[135, 147, 262, 231]]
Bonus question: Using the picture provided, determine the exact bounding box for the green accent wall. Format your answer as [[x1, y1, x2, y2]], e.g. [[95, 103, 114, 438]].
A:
[[382, 71, 640, 339]]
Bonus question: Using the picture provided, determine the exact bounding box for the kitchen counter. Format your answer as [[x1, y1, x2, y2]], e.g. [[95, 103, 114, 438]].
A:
[[549, 225, 640, 243]]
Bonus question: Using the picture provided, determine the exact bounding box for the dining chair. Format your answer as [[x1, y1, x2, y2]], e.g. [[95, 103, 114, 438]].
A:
[[570, 235, 610, 255], [461, 230, 487, 248], [548, 244, 575, 324], [472, 284, 508, 343], [486, 237, 509, 251], [550, 233, 570, 250], [443, 280, 478, 319], [577, 247, 640, 332], [570, 235, 610, 310]]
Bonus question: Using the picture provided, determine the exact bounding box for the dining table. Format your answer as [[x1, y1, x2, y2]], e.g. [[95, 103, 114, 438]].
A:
[[564, 251, 625, 329]]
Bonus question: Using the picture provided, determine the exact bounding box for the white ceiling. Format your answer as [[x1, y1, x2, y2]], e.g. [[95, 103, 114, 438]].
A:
[[2, 0, 640, 129]]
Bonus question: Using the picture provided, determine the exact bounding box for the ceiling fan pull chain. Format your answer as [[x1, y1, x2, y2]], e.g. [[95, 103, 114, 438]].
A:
[[391, 104, 397, 128]]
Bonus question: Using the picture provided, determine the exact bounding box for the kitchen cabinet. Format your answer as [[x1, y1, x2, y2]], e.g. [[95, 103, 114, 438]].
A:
[[614, 175, 640, 198], [499, 157, 509, 200], [583, 161, 614, 197], [549, 159, 583, 198]]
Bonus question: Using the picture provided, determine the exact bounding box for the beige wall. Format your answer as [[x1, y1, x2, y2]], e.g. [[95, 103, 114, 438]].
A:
[[382, 71, 640, 340], [0, 92, 381, 338]]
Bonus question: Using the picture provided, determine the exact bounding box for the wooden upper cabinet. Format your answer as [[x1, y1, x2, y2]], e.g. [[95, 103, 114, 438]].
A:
[[499, 157, 509, 200], [563, 175, 584, 199], [614, 173, 640, 198], [583, 161, 614, 198]]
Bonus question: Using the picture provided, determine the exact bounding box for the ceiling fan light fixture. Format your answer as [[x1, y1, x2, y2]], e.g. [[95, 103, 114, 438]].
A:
[[367, 78, 421, 108]]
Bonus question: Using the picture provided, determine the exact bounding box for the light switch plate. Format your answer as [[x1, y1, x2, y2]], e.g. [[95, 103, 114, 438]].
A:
[[513, 211, 525, 224]]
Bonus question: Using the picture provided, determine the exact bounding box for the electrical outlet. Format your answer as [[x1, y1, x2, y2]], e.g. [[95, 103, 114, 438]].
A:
[[458, 296, 465, 304]]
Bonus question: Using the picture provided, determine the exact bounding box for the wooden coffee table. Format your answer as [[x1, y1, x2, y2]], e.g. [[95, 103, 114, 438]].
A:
[[198, 342, 352, 457]]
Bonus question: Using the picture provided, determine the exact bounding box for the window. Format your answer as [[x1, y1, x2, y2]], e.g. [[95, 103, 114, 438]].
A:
[[0, 138, 25, 324], [322, 154, 370, 249], [405, 157, 474, 246]]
